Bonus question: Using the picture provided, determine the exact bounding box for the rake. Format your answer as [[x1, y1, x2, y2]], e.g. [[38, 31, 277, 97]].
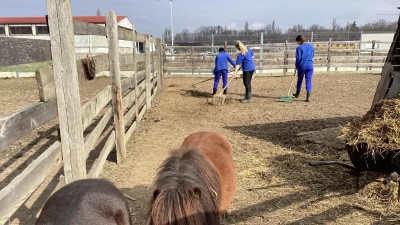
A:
[[212, 76, 235, 106], [279, 69, 297, 103]]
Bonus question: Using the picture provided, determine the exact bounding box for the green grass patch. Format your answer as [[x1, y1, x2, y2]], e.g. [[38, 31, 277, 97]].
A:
[[0, 61, 52, 72]]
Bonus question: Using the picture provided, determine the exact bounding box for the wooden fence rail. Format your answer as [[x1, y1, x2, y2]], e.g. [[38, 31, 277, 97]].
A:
[[164, 40, 391, 75], [0, 4, 164, 224]]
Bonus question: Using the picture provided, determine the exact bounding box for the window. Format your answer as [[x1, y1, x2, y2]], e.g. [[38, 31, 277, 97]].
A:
[[9, 25, 32, 35], [0, 26, 5, 36], [36, 25, 49, 35]]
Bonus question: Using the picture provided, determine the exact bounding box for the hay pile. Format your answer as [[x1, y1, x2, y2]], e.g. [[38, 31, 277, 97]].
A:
[[341, 99, 400, 154]]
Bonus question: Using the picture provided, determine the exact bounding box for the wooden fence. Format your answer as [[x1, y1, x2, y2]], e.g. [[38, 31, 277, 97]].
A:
[[164, 40, 390, 76], [0, 2, 163, 223]]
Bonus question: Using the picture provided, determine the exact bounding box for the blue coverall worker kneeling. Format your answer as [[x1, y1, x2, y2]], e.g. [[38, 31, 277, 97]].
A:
[[212, 47, 236, 95], [294, 35, 314, 102]]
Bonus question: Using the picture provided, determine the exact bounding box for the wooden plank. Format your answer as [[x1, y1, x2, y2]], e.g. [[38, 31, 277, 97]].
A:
[[122, 89, 136, 111], [36, 54, 110, 103], [121, 76, 135, 92], [124, 104, 137, 127], [137, 104, 146, 122], [106, 11, 126, 164], [151, 86, 158, 102], [0, 37, 52, 66], [145, 37, 152, 110], [88, 131, 116, 178], [372, 63, 395, 107], [136, 53, 146, 63], [0, 99, 57, 152], [84, 107, 113, 157], [138, 91, 146, 108], [35, 67, 56, 102], [0, 141, 61, 224], [156, 38, 163, 87], [132, 30, 139, 128], [136, 33, 146, 42], [117, 27, 133, 41], [385, 71, 400, 99], [47, 0, 87, 183], [82, 85, 112, 130], [73, 20, 106, 36], [125, 121, 137, 144], [120, 53, 133, 67]]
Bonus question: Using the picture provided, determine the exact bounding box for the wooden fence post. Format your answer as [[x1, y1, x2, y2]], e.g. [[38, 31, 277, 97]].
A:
[[156, 38, 163, 87], [191, 46, 194, 74], [356, 40, 361, 71], [106, 11, 127, 164], [370, 40, 376, 71], [260, 32, 263, 74], [327, 38, 332, 71], [132, 30, 139, 124], [46, 0, 86, 183], [284, 40, 288, 75], [145, 36, 152, 110]]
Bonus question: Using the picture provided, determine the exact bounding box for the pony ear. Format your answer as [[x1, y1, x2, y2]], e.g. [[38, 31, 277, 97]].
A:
[[193, 187, 201, 198], [153, 190, 160, 200]]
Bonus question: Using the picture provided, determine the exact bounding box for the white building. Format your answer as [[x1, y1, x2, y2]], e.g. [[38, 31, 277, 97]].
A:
[[360, 32, 395, 50], [0, 16, 135, 55]]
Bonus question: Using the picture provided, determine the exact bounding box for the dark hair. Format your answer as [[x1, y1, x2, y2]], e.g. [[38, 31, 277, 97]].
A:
[[218, 47, 225, 52], [296, 35, 304, 43]]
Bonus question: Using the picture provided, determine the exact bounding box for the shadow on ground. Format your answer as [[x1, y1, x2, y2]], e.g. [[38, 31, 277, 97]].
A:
[[224, 116, 390, 224]]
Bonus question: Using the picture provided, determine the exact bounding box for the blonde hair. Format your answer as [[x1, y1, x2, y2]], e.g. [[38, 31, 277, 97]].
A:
[[234, 40, 248, 55]]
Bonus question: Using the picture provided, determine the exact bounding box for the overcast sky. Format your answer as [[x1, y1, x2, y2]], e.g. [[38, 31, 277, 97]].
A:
[[1, 0, 399, 37]]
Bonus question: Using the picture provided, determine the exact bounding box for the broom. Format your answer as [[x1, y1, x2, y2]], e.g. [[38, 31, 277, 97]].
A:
[[279, 69, 297, 103], [212, 76, 235, 106]]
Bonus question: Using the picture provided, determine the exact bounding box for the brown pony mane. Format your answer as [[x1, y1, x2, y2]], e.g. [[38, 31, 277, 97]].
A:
[[148, 149, 221, 225]]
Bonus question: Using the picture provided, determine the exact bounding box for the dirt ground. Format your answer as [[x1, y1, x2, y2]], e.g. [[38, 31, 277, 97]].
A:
[[2, 73, 400, 224]]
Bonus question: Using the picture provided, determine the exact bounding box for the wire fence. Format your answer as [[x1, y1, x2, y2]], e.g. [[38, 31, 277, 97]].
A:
[[164, 31, 389, 46]]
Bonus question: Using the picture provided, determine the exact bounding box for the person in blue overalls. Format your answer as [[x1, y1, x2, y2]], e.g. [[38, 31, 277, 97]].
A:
[[212, 47, 236, 95], [233, 40, 255, 103], [293, 35, 314, 102]]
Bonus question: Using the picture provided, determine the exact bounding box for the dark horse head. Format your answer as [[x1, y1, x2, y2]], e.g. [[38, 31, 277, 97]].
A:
[[148, 149, 221, 225]]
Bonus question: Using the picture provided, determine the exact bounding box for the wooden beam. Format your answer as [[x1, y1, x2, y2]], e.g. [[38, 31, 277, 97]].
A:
[[125, 121, 137, 144], [120, 53, 134, 67], [36, 53, 111, 102], [84, 107, 113, 157], [124, 104, 137, 127], [73, 20, 106, 36], [372, 63, 395, 107], [136, 53, 146, 63], [117, 27, 133, 41], [137, 104, 146, 122], [106, 11, 127, 164], [136, 33, 146, 42], [122, 89, 136, 111], [47, 0, 87, 183], [145, 37, 152, 110], [82, 85, 112, 130], [0, 99, 57, 152], [35, 67, 56, 102], [87, 131, 116, 178], [0, 141, 61, 224]]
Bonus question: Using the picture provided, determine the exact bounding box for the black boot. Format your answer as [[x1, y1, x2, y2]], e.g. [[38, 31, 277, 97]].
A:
[[293, 90, 300, 98], [212, 88, 217, 95], [223, 89, 227, 95], [306, 91, 311, 102], [240, 92, 251, 103]]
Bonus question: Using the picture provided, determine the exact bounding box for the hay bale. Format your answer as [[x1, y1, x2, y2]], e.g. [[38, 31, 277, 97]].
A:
[[340, 99, 400, 155]]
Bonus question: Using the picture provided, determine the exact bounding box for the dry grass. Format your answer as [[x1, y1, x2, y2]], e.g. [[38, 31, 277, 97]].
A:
[[341, 99, 400, 154]]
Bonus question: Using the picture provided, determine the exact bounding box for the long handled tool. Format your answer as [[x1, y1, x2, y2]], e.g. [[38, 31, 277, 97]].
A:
[[212, 76, 235, 106], [191, 77, 214, 88], [279, 69, 297, 103]]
